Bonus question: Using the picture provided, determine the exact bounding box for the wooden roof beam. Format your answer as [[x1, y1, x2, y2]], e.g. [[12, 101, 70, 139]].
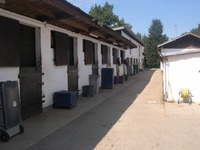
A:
[[49, 21, 77, 32], [74, 29, 87, 34], [54, 19, 89, 32], [88, 27, 99, 32], [46, 13, 73, 22], [105, 34, 114, 40], [7, 0, 56, 21], [90, 31, 106, 39], [43, 0, 98, 28]]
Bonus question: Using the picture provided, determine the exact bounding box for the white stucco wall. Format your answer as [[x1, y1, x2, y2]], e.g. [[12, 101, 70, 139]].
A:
[[77, 36, 93, 93], [41, 26, 68, 107], [109, 46, 116, 76], [121, 31, 144, 70], [0, 68, 19, 82], [112, 48, 119, 76], [162, 48, 200, 102], [110, 48, 125, 76], [0, 8, 130, 109], [0, 9, 72, 108], [0, 8, 41, 84]]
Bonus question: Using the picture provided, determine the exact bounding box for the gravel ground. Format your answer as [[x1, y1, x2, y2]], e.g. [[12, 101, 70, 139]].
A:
[[95, 69, 200, 150]]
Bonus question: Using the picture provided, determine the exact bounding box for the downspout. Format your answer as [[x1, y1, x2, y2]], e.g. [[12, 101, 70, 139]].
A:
[[158, 49, 168, 101], [164, 57, 168, 101]]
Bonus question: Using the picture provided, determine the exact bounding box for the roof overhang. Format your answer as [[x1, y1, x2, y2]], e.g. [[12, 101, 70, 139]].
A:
[[113, 26, 144, 46], [0, 0, 136, 49], [158, 32, 200, 48], [161, 48, 200, 57]]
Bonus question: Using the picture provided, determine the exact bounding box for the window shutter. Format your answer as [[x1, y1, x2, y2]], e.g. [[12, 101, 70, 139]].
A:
[[120, 50, 124, 64], [0, 16, 20, 66], [20, 24, 36, 67], [113, 48, 117, 64], [68, 36, 74, 66], [54, 31, 69, 66], [83, 40, 94, 65], [101, 45, 108, 64]]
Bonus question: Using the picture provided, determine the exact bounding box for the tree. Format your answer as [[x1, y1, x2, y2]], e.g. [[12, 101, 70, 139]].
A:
[[113, 17, 132, 29], [136, 32, 142, 40], [89, 2, 132, 28], [191, 24, 200, 36], [89, 2, 118, 27], [145, 19, 168, 68]]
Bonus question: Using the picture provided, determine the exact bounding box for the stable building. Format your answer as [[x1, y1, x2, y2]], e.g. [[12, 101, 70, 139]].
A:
[[113, 26, 145, 72], [0, 0, 136, 119], [158, 33, 200, 103]]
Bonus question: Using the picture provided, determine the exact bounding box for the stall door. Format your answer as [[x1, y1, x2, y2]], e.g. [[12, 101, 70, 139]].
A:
[[92, 43, 99, 75], [68, 37, 78, 91], [19, 24, 42, 120]]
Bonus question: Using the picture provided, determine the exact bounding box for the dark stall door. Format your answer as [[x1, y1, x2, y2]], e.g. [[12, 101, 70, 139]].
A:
[[92, 44, 99, 75], [68, 66, 78, 91], [68, 37, 78, 91], [19, 24, 42, 120]]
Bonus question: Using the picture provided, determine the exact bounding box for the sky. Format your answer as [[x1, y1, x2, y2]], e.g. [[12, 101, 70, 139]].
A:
[[67, 0, 200, 39]]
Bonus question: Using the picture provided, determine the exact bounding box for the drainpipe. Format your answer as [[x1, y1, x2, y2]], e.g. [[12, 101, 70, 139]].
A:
[[158, 49, 168, 101], [164, 58, 168, 101]]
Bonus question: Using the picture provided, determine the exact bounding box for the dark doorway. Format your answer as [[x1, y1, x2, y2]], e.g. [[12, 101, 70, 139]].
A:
[[68, 37, 74, 66], [19, 24, 42, 120], [92, 43, 99, 75], [68, 37, 78, 91]]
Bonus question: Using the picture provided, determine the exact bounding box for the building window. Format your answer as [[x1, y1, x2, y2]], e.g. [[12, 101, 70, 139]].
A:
[[51, 31, 69, 66], [0, 16, 20, 66], [120, 50, 125, 64], [112, 48, 118, 64], [139, 45, 141, 57], [20, 24, 36, 67], [83, 39, 94, 65], [101, 44, 108, 64], [68, 37, 74, 66]]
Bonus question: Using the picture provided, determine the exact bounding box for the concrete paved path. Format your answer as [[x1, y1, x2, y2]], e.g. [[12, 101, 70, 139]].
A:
[[1, 69, 200, 150]]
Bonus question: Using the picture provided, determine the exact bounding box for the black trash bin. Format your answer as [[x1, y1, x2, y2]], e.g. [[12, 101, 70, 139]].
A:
[[0, 81, 24, 142], [53, 90, 78, 109], [89, 75, 99, 94], [119, 76, 124, 84], [101, 68, 113, 89], [82, 85, 95, 97]]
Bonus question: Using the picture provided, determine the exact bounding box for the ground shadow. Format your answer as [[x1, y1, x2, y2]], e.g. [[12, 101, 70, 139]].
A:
[[27, 69, 156, 150]]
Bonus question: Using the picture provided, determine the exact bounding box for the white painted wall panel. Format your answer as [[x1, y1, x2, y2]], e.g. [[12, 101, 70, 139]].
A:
[[0, 68, 19, 82], [165, 52, 200, 102], [121, 31, 144, 70], [0, 8, 133, 109], [77, 37, 93, 93], [161, 48, 200, 56], [41, 27, 68, 107]]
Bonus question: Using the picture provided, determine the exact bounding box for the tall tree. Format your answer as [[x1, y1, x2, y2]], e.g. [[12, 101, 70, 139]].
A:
[[89, 2, 132, 28], [191, 24, 200, 36], [113, 17, 132, 29], [89, 2, 118, 27], [135, 32, 142, 40], [145, 19, 168, 68]]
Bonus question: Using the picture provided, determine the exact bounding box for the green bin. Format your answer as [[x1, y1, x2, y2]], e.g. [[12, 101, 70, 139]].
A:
[[133, 64, 139, 74]]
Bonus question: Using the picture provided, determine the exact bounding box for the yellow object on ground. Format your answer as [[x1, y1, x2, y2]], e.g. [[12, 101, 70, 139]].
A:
[[181, 88, 189, 98]]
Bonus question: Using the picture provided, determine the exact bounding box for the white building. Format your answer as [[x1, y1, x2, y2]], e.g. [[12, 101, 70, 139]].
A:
[[158, 33, 200, 103], [0, 0, 136, 119], [113, 26, 145, 71]]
